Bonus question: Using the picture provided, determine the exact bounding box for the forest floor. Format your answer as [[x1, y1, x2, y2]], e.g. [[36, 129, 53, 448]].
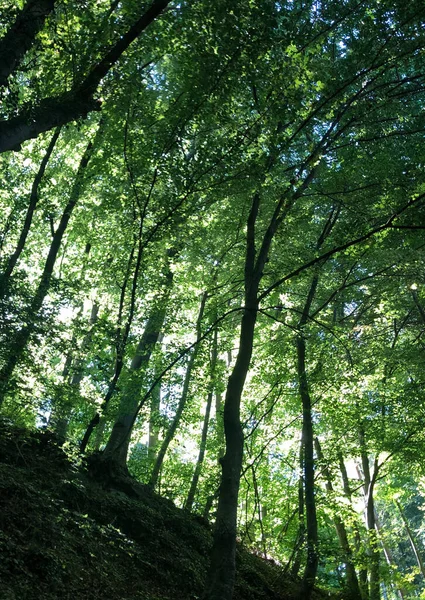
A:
[[0, 420, 339, 600]]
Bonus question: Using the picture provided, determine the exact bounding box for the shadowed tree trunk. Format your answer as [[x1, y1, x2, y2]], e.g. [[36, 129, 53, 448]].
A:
[[185, 326, 218, 512], [101, 271, 173, 467], [0, 127, 61, 293], [339, 452, 369, 600], [0, 125, 101, 406], [295, 206, 340, 600], [359, 428, 380, 600], [0, 0, 56, 88], [291, 440, 306, 578], [149, 291, 208, 489], [204, 185, 294, 599], [0, 0, 171, 153], [315, 437, 362, 599]]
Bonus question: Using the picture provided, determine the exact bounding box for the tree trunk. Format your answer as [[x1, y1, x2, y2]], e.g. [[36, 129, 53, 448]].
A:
[[0, 127, 61, 291], [0, 127, 99, 406], [395, 499, 425, 579], [359, 430, 380, 600], [101, 288, 170, 467], [339, 453, 369, 600], [297, 332, 318, 600], [0, 0, 56, 88], [52, 300, 99, 440], [290, 440, 305, 578], [203, 299, 257, 600], [0, 0, 171, 153], [149, 291, 207, 488], [185, 326, 218, 512], [203, 192, 264, 600], [315, 437, 362, 599]]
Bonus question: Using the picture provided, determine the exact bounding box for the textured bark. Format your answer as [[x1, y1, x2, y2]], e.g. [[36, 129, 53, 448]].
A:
[[0, 0, 170, 153], [203, 300, 257, 600], [291, 441, 306, 578], [204, 184, 295, 600], [149, 291, 207, 488], [0, 129, 99, 406], [315, 438, 362, 599], [0, 0, 56, 88]]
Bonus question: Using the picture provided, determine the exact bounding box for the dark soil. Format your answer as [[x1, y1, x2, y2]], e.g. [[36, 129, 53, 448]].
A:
[[0, 421, 338, 600]]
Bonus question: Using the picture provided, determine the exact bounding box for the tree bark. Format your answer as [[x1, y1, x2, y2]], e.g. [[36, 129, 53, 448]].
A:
[[297, 331, 318, 600], [359, 429, 380, 600], [0, 127, 61, 290], [149, 291, 207, 488], [101, 284, 171, 467], [315, 437, 362, 599], [0, 0, 170, 153], [291, 440, 306, 578], [0, 0, 56, 88], [339, 452, 369, 600], [185, 326, 218, 512], [0, 127, 99, 406]]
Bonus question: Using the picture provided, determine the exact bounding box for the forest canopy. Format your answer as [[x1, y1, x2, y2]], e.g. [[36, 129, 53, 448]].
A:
[[1, 1, 425, 599]]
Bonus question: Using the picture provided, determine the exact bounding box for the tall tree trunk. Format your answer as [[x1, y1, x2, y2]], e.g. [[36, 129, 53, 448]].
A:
[[204, 191, 266, 600], [395, 499, 425, 580], [315, 437, 362, 599], [185, 326, 218, 512], [204, 181, 299, 599], [339, 452, 369, 600], [0, 127, 61, 292], [52, 300, 99, 440], [290, 440, 306, 578], [101, 280, 171, 466], [149, 291, 207, 488], [359, 429, 380, 600], [297, 331, 318, 600], [296, 206, 340, 599], [0, 126, 100, 406]]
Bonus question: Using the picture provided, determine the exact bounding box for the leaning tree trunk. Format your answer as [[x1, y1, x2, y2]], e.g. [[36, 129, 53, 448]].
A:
[[52, 299, 99, 440], [0, 127, 61, 294], [185, 326, 218, 512], [395, 499, 425, 580], [0, 126, 100, 406], [315, 437, 362, 599], [101, 280, 172, 468], [149, 291, 207, 489]]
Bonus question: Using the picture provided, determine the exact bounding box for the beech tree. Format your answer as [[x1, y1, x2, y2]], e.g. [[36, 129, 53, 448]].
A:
[[1, 1, 425, 599]]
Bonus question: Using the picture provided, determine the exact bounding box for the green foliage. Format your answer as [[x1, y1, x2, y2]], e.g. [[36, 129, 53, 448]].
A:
[[1, 1, 425, 597]]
